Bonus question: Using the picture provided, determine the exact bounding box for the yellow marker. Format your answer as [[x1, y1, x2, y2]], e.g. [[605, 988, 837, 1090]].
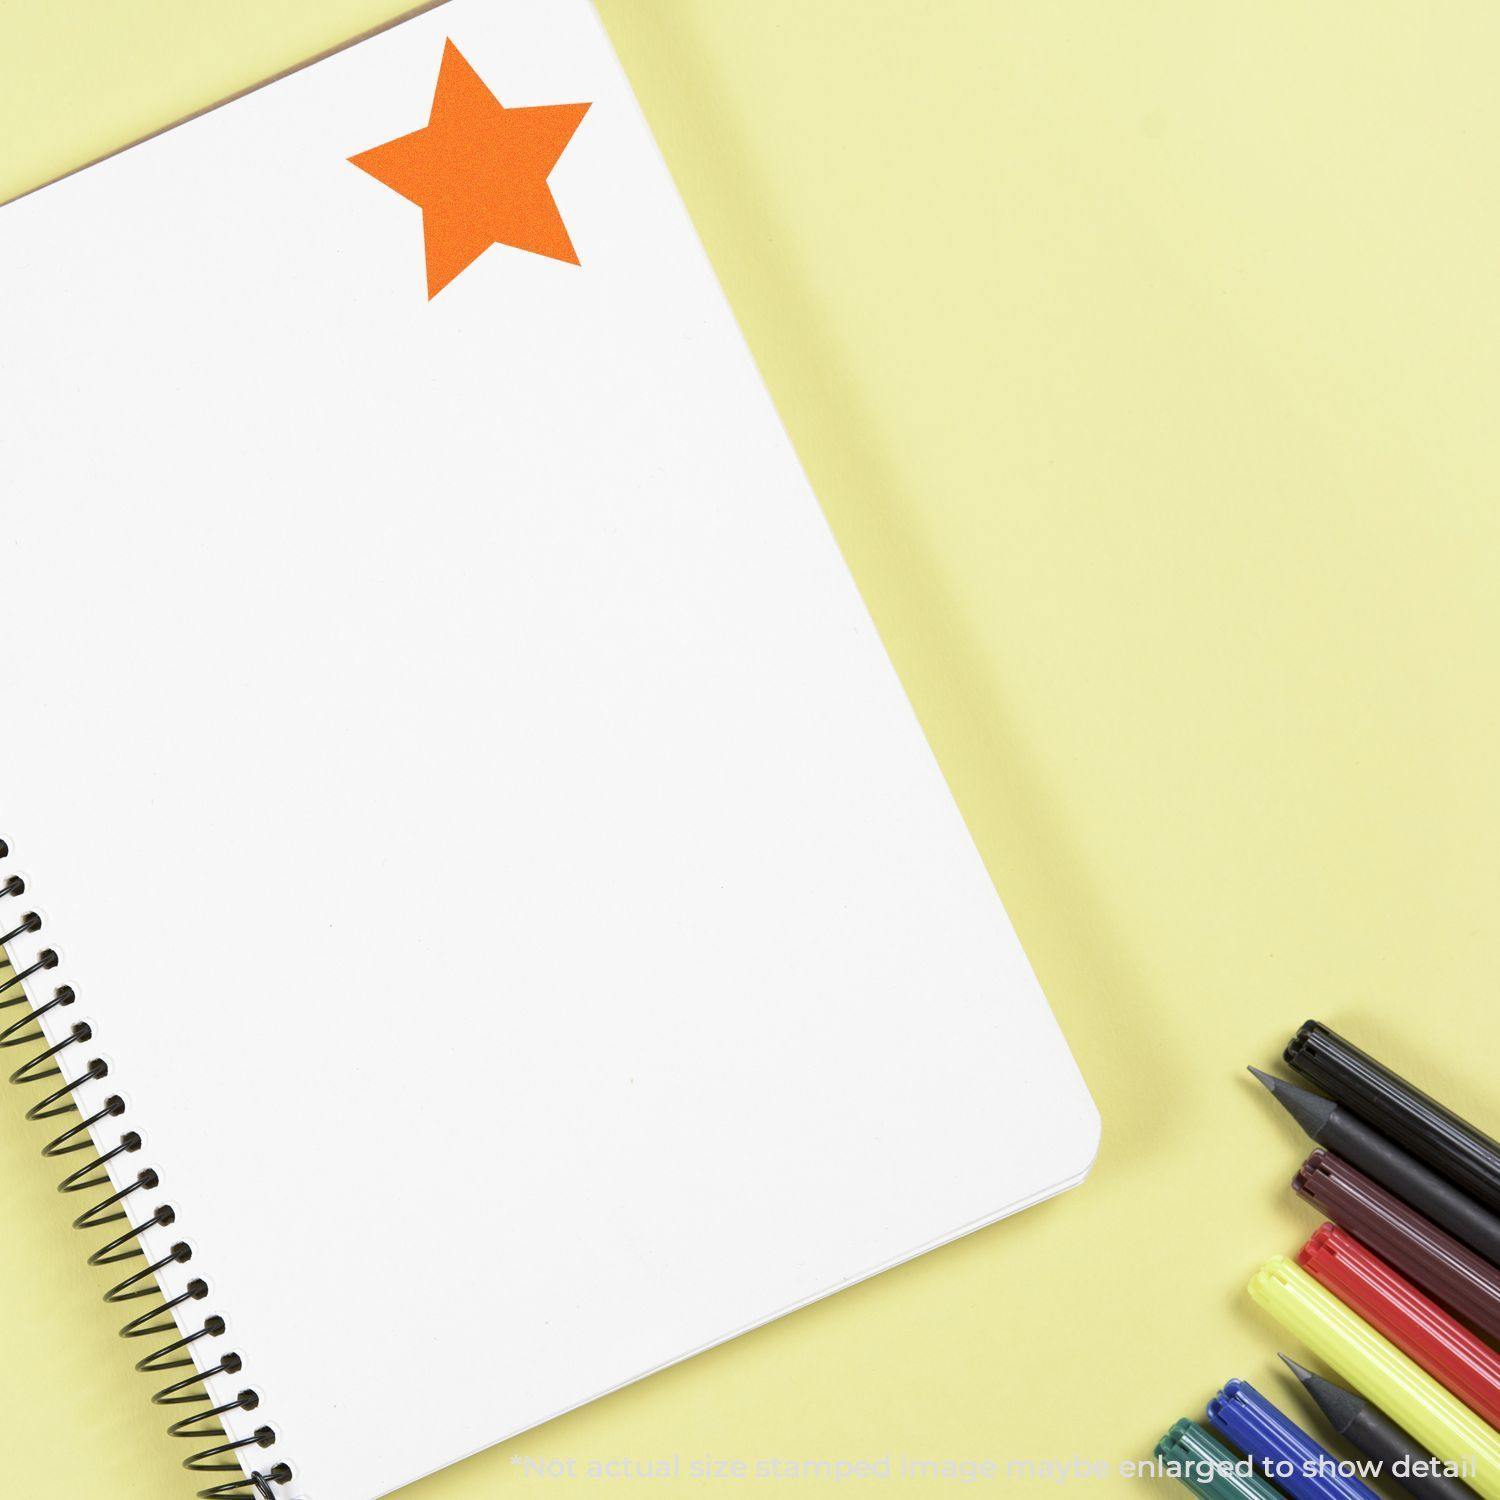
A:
[[1249, 1256, 1500, 1500]]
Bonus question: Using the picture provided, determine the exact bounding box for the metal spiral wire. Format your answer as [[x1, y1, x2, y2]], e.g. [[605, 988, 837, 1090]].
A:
[[0, 840, 293, 1499]]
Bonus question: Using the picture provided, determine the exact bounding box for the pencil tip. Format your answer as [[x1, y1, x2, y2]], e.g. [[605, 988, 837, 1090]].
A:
[[1247, 1065, 1336, 1138], [1278, 1356, 1361, 1431]]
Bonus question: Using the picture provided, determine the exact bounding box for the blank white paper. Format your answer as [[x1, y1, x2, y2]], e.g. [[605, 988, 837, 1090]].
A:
[[0, 3, 1098, 1497]]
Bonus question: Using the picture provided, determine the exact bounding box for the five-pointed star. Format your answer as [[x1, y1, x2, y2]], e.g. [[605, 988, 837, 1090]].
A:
[[350, 39, 590, 298]]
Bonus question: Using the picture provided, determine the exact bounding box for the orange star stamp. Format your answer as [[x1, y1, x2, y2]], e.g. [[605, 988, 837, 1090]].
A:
[[350, 40, 590, 298]]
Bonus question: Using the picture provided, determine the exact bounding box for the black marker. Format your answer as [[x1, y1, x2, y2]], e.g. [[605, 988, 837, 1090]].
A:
[[1285, 1022, 1500, 1216]]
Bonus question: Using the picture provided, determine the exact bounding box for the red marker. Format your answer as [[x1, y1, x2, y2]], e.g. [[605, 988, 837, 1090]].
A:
[[1300, 1222, 1500, 1429]]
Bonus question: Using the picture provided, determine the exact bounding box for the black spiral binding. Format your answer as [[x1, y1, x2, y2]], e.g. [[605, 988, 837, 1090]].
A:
[[0, 839, 294, 1500]]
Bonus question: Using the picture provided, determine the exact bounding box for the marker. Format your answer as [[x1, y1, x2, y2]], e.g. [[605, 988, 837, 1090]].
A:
[[1250, 1067, 1500, 1266], [1247, 1256, 1500, 1499], [1285, 1023, 1500, 1215], [1156, 1418, 1285, 1500], [1281, 1356, 1479, 1500], [1301, 1224, 1500, 1429], [1294, 1151, 1500, 1342], [1209, 1376, 1381, 1500]]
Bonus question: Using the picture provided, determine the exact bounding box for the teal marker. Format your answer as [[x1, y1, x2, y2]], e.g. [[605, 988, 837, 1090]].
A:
[[1155, 1418, 1285, 1500]]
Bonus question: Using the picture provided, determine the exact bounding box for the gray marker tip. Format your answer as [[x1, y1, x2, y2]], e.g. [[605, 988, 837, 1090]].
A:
[[1247, 1065, 1337, 1138], [1278, 1354, 1362, 1432]]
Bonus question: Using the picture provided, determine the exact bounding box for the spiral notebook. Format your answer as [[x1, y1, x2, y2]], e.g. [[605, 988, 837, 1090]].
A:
[[0, 2, 1098, 1497]]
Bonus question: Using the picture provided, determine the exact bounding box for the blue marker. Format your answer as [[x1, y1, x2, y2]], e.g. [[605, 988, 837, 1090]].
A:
[[1209, 1378, 1382, 1500]]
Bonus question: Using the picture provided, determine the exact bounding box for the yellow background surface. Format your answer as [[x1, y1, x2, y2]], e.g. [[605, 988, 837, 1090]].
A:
[[2, 3, 1498, 1498]]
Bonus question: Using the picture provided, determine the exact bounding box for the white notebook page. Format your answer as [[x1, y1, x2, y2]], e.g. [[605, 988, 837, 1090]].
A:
[[0, 3, 1098, 1497]]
